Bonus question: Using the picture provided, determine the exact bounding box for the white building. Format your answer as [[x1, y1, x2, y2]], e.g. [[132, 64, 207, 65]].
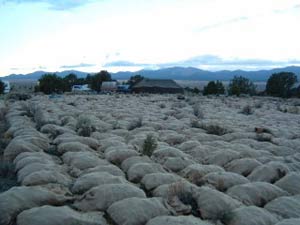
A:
[[101, 81, 117, 92]]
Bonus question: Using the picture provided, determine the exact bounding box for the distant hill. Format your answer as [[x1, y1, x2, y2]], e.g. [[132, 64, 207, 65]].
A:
[[2, 66, 300, 81], [3, 70, 88, 81]]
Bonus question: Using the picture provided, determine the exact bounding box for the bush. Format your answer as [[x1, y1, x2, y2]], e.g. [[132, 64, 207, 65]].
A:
[[159, 103, 166, 108], [256, 133, 272, 142], [168, 182, 198, 215], [240, 105, 254, 115], [254, 101, 263, 109], [228, 76, 256, 96], [203, 81, 225, 95], [0, 80, 4, 94], [76, 115, 95, 137], [63, 73, 78, 92], [127, 75, 144, 87], [190, 119, 201, 128], [5, 93, 31, 101], [112, 120, 121, 129], [0, 162, 15, 178], [200, 123, 229, 136], [90, 70, 111, 92], [266, 72, 298, 98], [128, 117, 143, 131], [142, 134, 157, 157], [193, 104, 204, 119], [0, 161, 18, 193], [38, 73, 65, 94]]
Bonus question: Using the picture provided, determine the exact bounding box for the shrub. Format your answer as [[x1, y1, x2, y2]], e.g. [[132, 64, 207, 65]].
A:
[[142, 134, 157, 157], [5, 93, 31, 101], [177, 95, 185, 100], [38, 73, 65, 94], [266, 72, 297, 98], [128, 117, 143, 131], [190, 119, 202, 128], [127, 75, 144, 87], [256, 133, 272, 142], [112, 120, 121, 129], [203, 81, 225, 95], [0, 162, 15, 178], [200, 123, 229, 136], [76, 115, 95, 137], [254, 101, 263, 108], [0, 80, 4, 94], [193, 104, 204, 119], [240, 105, 254, 115], [254, 127, 272, 134], [90, 70, 112, 92], [168, 182, 198, 216], [0, 161, 18, 192], [159, 103, 166, 108], [228, 76, 256, 96]]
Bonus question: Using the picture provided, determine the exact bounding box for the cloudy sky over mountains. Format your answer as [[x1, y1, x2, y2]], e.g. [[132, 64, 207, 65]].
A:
[[0, 0, 299, 76]]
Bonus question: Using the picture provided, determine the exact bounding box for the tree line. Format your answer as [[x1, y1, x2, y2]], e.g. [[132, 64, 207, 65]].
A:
[[199, 72, 299, 98], [35, 70, 111, 94], [1, 71, 298, 98]]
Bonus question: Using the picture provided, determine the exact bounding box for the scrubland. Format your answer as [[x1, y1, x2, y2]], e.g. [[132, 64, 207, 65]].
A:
[[0, 94, 300, 225]]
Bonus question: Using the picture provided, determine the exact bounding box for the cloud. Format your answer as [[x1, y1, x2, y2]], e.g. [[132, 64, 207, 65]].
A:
[[195, 17, 249, 32], [0, 0, 96, 10], [104, 55, 300, 71], [60, 63, 96, 69], [294, 4, 300, 8], [103, 61, 151, 67]]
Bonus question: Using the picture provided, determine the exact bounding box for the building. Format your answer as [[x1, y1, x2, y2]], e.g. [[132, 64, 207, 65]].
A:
[[101, 81, 118, 92], [132, 79, 184, 94]]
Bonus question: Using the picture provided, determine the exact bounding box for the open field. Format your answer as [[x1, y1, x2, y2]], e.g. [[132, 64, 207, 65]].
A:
[[1, 94, 300, 225]]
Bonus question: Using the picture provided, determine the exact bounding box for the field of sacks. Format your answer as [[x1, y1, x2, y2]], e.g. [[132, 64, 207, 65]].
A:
[[1, 94, 300, 225]]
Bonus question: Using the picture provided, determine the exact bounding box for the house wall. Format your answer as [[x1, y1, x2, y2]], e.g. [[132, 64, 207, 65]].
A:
[[132, 87, 184, 94]]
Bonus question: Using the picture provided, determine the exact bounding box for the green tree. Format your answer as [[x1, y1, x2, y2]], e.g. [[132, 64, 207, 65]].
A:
[[127, 75, 144, 87], [228, 76, 256, 96], [85, 74, 93, 85], [0, 80, 4, 94], [63, 73, 78, 92], [266, 72, 298, 98], [90, 70, 111, 92], [203, 80, 225, 95], [38, 73, 64, 94]]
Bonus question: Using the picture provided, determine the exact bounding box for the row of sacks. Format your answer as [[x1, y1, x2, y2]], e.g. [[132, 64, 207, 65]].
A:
[[0, 186, 73, 225], [104, 142, 299, 225], [28, 97, 63, 129], [74, 175, 298, 225], [176, 140, 296, 183], [10, 196, 216, 225], [13, 151, 72, 188], [151, 179, 299, 225], [92, 128, 298, 198], [3, 102, 50, 162]]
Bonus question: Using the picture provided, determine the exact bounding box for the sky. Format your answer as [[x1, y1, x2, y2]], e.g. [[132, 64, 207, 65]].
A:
[[0, 0, 300, 76]]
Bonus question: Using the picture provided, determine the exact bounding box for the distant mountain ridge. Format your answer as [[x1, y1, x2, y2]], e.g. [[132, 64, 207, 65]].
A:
[[2, 66, 300, 81]]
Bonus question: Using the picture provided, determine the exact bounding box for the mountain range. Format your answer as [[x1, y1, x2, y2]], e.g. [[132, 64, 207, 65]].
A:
[[2, 66, 300, 81]]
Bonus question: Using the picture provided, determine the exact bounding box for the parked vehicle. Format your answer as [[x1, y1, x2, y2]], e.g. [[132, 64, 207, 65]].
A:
[[117, 84, 131, 93], [72, 84, 91, 92], [3, 81, 11, 94]]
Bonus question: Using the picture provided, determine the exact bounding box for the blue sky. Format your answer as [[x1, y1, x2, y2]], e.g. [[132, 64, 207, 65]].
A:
[[0, 0, 300, 76]]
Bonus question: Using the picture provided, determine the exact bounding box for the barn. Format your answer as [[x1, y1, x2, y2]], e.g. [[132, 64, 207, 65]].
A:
[[132, 79, 184, 94]]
